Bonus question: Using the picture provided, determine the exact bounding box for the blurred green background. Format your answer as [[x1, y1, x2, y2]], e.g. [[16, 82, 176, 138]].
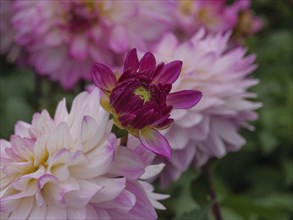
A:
[[0, 0, 292, 220]]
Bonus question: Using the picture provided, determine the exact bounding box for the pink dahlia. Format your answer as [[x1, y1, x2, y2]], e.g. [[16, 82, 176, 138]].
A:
[[173, 0, 262, 40], [92, 49, 202, 159], [11, 0, 175, 89], [152, 31, 262, 187], [0, 88, 167, 219]]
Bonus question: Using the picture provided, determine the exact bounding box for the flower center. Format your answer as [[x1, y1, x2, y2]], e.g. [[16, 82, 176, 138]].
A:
[[134, 86, 151, 103], [179, 1, 193, 15], [66, 1, 98, 33]]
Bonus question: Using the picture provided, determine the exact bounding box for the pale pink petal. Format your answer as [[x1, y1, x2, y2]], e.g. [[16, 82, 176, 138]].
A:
[[81, 115, 104, 153], [139, 128, 171, 159], [67, 207, 86, 220], [91, 177, 126, 203], [95, 208, 110, 219], [109, 147, 145, 179], [8, 197, 33, 220], [28, 203, 47, 219], [69, 35, 88, 61], [140, 163, 165, 180], [46, 122, 73, 156], [65, 180, 102, 208], [126, 181, 157, 219], [70, 134, 116, 178], [85, 205, 99, 219], [109, 26, 129, 53], [37, 174, 58, 191], [46, 203, 67, 219], [54, 98, 68, 124], [14, 121, 31, 137]]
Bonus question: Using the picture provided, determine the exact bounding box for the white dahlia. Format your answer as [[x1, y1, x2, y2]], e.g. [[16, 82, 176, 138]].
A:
[[0, 88, 167, 219]]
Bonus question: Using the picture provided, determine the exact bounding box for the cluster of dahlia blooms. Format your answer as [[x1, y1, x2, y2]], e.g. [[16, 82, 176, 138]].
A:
[[0, 0, 262, 89], [174, 0, 262, 40], [0, 0, 263, 218], [150, 30, 262, 187], [8, 0, 174, 89], [92, 49, 202, 159], [0, 88, 168, 219]]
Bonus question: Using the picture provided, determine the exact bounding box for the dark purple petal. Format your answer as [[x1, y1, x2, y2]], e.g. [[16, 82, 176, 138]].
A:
[[91, 63, 116, 92], [131, 108, 154, 129], [167, 90, 203, 109], [123, 48, 139, 72], [155, 118, 174, 129], [119, 114, 136, 127], [152, 61, 182, 85], [139, 52, 156, 71], [139, 128, 171, 159]]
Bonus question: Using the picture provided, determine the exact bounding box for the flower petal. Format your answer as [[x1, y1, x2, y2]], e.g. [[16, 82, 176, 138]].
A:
[[139, 128, 171, 159], [7, 197, 33, 220], [123, 48, 139, 72], [91, 63, 117, 92], [67, 208, 86, 220], [70, 133, 116, 178], [109, 147, 145, 179], [109, 26, 129, 53], [46, 202, 67, 219], [167, 90, 203, 109], [152, 60, 182, 84], [139, 52, 156, 71], [140, 163, 165, 180], [91, 177, 126, 203], [69, 35, 88, 61], [65, 180, 102, 208]]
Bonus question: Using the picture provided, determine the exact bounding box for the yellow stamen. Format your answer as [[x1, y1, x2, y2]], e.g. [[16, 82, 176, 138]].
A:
[[134, 86, 151, 103]]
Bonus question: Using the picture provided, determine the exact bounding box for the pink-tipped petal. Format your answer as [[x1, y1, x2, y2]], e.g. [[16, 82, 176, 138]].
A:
[[139, 52, 156, 71], [91, 63, 116, 92], [123, 48, 139, 72], [152, 60, 182, 84], [167, 90, 203, 109], [139, 128, 171, 159]]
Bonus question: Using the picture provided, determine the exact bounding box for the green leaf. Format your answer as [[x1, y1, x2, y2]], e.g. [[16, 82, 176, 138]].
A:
[[222, 196, 286, 220], [282, 159, 293, 187], [111, 124, 128, 138]]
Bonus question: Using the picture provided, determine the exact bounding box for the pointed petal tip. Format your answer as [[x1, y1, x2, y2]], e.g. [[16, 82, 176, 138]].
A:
[[91, 63, 116, 92], [139, 52, 156, 71], [167, 90, 203, 110], [152, 60, 183, 85], [139, 128, 171, 159], [123, 48, 139, 72]]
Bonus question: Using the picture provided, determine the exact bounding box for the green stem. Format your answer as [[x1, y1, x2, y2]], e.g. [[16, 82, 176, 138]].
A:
[[203, 163, 223, 220]]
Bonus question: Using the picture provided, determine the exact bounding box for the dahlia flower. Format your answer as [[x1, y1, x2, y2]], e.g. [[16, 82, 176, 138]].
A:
[[174, 0, 262, 40], [92, 49, 202, 159], [11, 0, 175, 89], [152, 31, 262, 187], [0, 88, 167, 219]]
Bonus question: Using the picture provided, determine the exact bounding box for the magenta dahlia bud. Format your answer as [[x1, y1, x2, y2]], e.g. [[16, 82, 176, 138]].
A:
[[92, 49, 202, 159]]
